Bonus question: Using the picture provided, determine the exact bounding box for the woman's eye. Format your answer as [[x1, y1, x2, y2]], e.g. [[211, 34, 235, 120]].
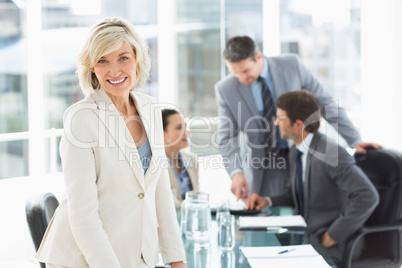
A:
[[98, 59, 107, 63], [120, 56, 129, 61]]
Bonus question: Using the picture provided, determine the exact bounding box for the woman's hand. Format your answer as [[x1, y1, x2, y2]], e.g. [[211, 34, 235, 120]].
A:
[[170, 261, 187, 268]]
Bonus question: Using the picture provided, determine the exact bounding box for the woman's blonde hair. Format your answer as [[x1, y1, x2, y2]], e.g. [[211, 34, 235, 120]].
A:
[[77, 17, 150, 96]]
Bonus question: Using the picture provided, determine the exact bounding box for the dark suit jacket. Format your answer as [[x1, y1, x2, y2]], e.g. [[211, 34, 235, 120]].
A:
[[270, 132, 379, 262]]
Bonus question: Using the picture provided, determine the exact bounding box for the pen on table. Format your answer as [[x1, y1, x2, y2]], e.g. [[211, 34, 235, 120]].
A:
[[278, 248, 296, 254]]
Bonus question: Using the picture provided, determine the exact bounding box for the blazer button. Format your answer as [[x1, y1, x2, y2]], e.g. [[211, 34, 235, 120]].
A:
[[138, 193, 144, 199]]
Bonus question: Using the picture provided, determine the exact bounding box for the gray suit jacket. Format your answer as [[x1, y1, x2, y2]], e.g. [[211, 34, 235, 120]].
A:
[[270, 132, 379, 262], [214, 54, 362, 195]]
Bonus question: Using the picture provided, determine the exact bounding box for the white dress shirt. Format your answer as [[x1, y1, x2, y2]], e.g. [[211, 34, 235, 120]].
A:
[[266, 133, 314, 206], [295, 133, 314, 182]]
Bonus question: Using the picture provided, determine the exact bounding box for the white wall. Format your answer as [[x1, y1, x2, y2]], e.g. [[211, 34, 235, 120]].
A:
[[0, 174, 65, 267], [361, 0, 402, 151]]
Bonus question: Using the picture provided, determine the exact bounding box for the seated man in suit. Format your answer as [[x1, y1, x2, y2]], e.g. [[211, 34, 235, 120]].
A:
[[246, 90, 379, 265]]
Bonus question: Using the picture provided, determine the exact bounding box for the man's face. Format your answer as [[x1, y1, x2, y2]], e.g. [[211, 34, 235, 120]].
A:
[[275, 108, 297, 140], [225, 52, 263, 85]]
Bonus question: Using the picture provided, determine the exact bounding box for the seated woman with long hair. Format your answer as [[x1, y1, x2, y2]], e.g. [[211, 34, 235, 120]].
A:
[[162, 109, 199, 204]]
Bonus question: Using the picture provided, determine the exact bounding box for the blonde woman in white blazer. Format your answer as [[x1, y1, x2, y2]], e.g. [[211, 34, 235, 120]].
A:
[[36, 17, 186, 268]]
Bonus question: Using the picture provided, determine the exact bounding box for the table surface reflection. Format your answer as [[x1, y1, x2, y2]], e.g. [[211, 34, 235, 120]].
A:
[[181, 207, 337, 268]]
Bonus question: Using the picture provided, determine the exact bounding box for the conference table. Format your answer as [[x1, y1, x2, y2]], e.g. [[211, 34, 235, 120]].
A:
[[180, 207, 337, 268]]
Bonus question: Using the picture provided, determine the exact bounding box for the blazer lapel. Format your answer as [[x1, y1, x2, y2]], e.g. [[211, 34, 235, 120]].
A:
[[186, 165, 199, 191], [304, 133, 320, 218], [91, 88, 146, 191], [133, 92, 162, 183], [266, 56, 286, 100], [288, 146, 299, 210]]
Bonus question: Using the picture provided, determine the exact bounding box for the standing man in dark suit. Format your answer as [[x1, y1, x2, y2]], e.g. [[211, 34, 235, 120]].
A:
[[246, 90, 379, 264], [214, 35, 381, 199]]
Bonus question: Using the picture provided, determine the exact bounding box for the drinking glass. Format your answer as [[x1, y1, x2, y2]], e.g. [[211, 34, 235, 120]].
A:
[[218, 214, 235, 251], [185, 240, 211, 268], [220, 250, 236, 268], [216, 199, 230, 225], [181, 191, 212, 241]]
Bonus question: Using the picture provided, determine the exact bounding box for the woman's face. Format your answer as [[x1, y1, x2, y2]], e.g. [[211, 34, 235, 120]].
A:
[[164, 114, 188, 150], [93, 41, 137, 98]]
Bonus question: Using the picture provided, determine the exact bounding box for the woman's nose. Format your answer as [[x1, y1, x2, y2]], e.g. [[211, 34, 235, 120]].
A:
[[109, 62, 121, 77]]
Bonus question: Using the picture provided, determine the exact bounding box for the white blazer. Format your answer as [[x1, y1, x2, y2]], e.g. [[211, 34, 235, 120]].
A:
[[167, 150, 199, 202], [36, 88, 186, 267]]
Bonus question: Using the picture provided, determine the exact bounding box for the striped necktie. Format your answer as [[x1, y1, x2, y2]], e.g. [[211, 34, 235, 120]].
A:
[[258, 76, 277, 151], [295, 149, 304, 217]]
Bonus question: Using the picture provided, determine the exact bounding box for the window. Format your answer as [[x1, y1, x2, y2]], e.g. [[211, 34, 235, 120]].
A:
[[279, 0, 362, 131], [175, 0, 263, 118], [0, 1, 29, 179], [0, 0, 158, 179]]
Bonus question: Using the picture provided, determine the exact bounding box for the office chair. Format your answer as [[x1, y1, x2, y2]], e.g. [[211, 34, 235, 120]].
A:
[[342, 148, 402, 268], [26, 192, 59, 268]]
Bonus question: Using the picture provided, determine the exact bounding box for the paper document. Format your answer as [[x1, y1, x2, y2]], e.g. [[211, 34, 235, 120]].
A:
[[210, 199, 246, 211], [238, 215, 307, 229], [229, 199, 247, 210], [246, 255, 331, 268], [240, 245, 331, 268], [240, 244, 318, 258]]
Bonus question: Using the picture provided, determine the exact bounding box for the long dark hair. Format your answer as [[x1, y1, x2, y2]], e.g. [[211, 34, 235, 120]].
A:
[[161, 109, 179, 131]]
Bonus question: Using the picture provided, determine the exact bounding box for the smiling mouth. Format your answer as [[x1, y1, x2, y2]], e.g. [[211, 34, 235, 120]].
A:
[[108, 77, 126, 84]]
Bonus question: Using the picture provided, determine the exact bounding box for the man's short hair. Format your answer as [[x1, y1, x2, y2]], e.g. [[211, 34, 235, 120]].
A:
[[276, 90, 321, 133], [223, 36, 259, 63]]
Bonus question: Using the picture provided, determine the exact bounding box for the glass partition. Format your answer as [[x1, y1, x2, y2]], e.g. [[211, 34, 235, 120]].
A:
[[279, 0, 362, 129]]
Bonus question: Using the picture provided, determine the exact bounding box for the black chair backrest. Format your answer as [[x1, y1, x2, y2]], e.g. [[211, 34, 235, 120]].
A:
[[354, 148, 402, 261], [355, 148, 402, 226], [25, 193, 59, 251]]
